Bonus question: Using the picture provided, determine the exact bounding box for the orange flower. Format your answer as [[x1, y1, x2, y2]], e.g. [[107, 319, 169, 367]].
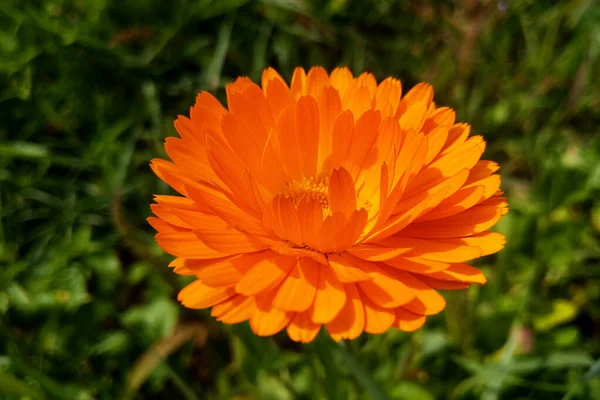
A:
[[149, 67, 508, 343]]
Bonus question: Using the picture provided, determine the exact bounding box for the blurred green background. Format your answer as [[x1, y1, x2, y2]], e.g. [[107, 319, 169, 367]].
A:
[[1, 0, 600, 399]]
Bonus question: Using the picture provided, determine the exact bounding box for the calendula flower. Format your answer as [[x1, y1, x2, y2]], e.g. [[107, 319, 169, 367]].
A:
[[149, 66, 507, 343]]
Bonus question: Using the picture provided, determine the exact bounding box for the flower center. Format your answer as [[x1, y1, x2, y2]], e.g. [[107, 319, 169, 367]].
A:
[[280, 176, 329, 209]]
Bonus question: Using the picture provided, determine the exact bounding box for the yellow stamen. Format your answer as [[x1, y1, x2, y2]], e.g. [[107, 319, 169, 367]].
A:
[[280, 176, 329, 209]]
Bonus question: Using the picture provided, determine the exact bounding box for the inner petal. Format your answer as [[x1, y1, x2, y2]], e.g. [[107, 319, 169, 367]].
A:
[[267, 175, 331, 250]]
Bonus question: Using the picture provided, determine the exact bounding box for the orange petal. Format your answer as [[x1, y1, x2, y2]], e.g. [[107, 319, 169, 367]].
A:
[[272, 258, 320, 312], [290, 67, 307, 99], [264, 76, 293, 121], [326, 283, 365, 341], [435, 232, 506, 257], [329, 110, 355, 171], [356, 72, 377, 98], [329, 167, 357, 217], [169, 257, 194, 275], [333, 209, 368, 253], [296, 96, 319, 176], [226, 76, 253, 97], [196, 252, 269, 287], [317, 86, 343, 172], [397, 83, 433, 112], [395, 169, 469, 218], [423, 125, 449, 165], [184, 181, 264, 236], [184, 255, 237, 271], [276, 105, 304, 181], [270, 244, 328, 266], [482, 196, 509, 211], [399, 102, 428, 132], [193, 228, 265, 256], [373, 119, 402, 188], [374, 77, 402, 118], [316, 212, 346, 253], [260, 131, 288, 195], [344, 254, 415, 308], [393, 308, 426, 332], [311, 265, 347, 324], [306, 66, 330, 99], [422, 106, 455, 134], [388, 270, 446, 315], [169, 257, 184, 268], [286, 311, 322, 343], [151, 204, 191, 228], [466, 160, 500, 184], [153, 195, 199, 211], [297, 198, 325, 250], [388, 130, 427, 194], [384, 236, 482, 263], [261, 67, 289, 92], [250, 291, 293, 337], [406, 135, 484, 195], [462, 174, 501, 202], [344, 85, 373, 119], [345, 110, 381, 176], [360, 291, 395, 334], [178, 280, 235, 309], [382, 256, 450, 274], [221, 113, 265, 179], [296, 96, 320, 177], [164, 135, 218, 187], [168, 210, 268, 254], [271, 196, 303, 247], [427, 263, 487, 284], [417, 276, 470, 290], [147, 217, 185, 234], [367, 190, 438, 242], [415, 185, 485, 222], [399, 205, 503, 238], [156, 231, 228, 258], [235, 255, 297, 296], [188, 91, 227, 140], [205, 147, 264, 222], [150, 159, 194, 196], [327, 252, 372, 283], [211, 294, 256, 324], [347, 243, 413, 262], [329, 67, 354, 99], [441, 123, 470, 155], [228, 82, 274, 143]]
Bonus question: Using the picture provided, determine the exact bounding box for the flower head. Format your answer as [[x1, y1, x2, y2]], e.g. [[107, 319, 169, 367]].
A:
[[149, 66, 508, 343]]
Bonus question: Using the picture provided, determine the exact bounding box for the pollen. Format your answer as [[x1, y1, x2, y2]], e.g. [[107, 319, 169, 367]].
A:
[[280, 176, 329, 209]]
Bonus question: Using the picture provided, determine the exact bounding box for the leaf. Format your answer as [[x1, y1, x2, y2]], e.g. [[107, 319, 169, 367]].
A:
[[335, 342, 391, 400], [453, 356, 495, 378], [91, 331, 130, 356], [586, 358, 600, 380], [121, 297, 179, 339], [0, 141, 49, 159], [388, 382, 435, 400], [8, 353, 82, 400], [0, 370, 46, 399], [256, 370, 294, 400], [546, 351, 593, 370], [533, 299, 578, 332], [202, 15, 235, 90]]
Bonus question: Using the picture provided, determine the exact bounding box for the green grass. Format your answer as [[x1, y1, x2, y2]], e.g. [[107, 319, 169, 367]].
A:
[[1, 0, 600, 399]]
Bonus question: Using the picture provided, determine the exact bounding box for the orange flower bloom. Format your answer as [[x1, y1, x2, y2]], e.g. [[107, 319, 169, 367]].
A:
[[149, 67, 507, 343]]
